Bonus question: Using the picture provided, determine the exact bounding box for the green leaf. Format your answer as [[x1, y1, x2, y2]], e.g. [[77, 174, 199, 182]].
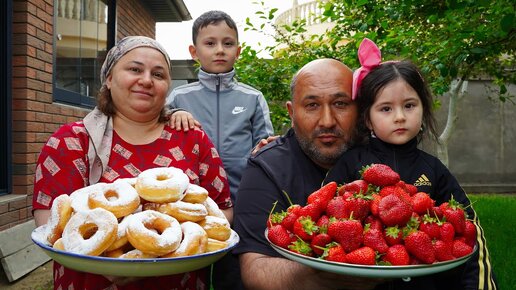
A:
[[500, 14, 515, 32], [357, 0, 369, 6]]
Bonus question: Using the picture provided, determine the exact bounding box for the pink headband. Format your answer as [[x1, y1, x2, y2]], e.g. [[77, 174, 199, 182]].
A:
[[352, 38, 382, 100]]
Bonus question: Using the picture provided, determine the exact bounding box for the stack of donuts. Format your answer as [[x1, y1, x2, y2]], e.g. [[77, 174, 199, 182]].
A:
[[37, 167, 234, 259]]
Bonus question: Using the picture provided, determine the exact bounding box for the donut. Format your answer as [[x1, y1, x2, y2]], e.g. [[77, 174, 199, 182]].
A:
[[46, 194, 73, 245], [182, 183, 208, 204], [106, 214, 131, 251], [202, 196, 226, 219], [126, 210, 182, 256], [119, 249, 157, 259], [144, 201, 208, 223], [70, 184, 100, 213], [198, 216, 231, 241], [135, 167, 189, 203], [162, 222, 208, 258], [206, 238, 228, 253], [52, 238, 65, 251], [88, 182, 140, 218], [62, 208, 118, 256], [115, 177, 138, 188], [104, 248, 125, 258]]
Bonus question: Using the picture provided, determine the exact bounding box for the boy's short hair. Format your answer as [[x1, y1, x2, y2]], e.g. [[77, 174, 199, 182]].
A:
[[192, 10, 239, 44]]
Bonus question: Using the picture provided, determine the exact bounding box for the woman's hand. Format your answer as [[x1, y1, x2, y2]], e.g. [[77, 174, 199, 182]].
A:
[[169, 111, 201, 131]]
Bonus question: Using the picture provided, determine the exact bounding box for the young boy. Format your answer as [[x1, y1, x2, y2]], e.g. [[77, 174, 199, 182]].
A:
[[167, 10, 273, 290]]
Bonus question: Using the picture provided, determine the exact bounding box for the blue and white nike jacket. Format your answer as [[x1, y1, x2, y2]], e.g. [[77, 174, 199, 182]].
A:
[[167, 68, 274, 201]]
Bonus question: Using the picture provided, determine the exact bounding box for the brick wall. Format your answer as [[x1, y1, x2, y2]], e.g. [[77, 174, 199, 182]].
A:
[[1, 0, 158, 231]]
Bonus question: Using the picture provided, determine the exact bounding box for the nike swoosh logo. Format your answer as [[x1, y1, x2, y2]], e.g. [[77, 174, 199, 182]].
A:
[[232, 107, 247, 114]]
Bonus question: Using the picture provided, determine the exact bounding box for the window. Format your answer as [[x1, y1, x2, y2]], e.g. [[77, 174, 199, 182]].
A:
[[1, 0, 12, 196], [53, 0, 114, 108]]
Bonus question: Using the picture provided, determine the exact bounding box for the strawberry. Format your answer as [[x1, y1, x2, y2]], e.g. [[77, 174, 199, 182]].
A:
[[363, 227, 389, 254], [328, 218, 363, 253], [307, 182, 337, 211], [452, 239, 473, 258], [462, 220, 477, 247], [340, 180, 370, 195], [419, 214, 441, 240], [364, 215, 384, 232], [383, 244, 410, 265], [360, 164, 400, 187], [379, 185, 410, 199], [267, 210, 286, 228], [440, 197, 467, 234], [342, 194, 372, 221], [378, 193, 413, 227], [298, 202, 322, 221], [397, 181, 418, 196], [268, 224, 294, 249], [345, 246, 376, 265], [325, 196, 347, 219], [287, 204, 302, 216], [384, 226, 403, 246], [439, 221, 455, 243], [404, 230, 436, 264], [310, 232, 333, 256], [429, 206, 443, 219], [323, 242, 347, 262], [433, 240, 455, 262], [288, 238, 313, 256], [280, 211, 299, 232], [370, 193, 382, 217], [293, 216, 318, 241], [411, 192, 435, 215], [316, 214, 330, 229]]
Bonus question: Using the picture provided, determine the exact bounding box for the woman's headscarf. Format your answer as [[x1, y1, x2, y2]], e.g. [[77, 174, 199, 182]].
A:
[[84, 36, 171, 185]]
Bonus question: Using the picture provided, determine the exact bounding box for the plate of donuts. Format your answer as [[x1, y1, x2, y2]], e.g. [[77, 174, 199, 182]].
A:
[[32, 225, 239, 277], [31, 167, 239, 277]]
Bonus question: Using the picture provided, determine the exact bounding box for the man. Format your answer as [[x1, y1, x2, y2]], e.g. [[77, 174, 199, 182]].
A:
[[233, 59, 382, 290]]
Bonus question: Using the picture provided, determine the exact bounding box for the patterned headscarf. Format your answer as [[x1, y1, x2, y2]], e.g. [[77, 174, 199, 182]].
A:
[[99, 36, 171, 85]]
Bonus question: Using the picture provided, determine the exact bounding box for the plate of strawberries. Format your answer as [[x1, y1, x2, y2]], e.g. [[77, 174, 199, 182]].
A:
[[265, 164, 477, 278]]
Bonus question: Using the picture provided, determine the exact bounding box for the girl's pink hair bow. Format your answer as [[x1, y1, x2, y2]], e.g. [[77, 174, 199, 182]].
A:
[[352, 38, 382, 100]]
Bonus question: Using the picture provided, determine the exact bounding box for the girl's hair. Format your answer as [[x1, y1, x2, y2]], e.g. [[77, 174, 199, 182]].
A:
[[355, 61, 438, 144]]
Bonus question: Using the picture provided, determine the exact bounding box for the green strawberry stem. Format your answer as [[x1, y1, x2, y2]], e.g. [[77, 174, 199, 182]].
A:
[[282, 190, 294, 207], [268, 201, 279, 228]]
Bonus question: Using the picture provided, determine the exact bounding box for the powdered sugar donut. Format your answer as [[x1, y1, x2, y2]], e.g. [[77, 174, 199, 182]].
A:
[[135, 167, 189, 203], [119, 249, 157, 259], [106, 214, 132, 251], [198, 215, 231, 241], [126, 210, 182, 256], [144, 201, 208, 223], [182, 183, 208, 204], [88, 182, 140, 218], [70, 184, 100, 213], [46, 194, 73, 245], [62, 208, 118, 256], [203, 196, 226, 219], [162, 222, 208, 257]]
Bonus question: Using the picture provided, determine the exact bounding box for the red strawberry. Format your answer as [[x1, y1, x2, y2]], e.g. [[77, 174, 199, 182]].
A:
[[293, 216, 318, 241], [310, 233, 333, 256], [328, 218, 363, 253], [307, 182, 337, 211], [411, 192, 435, 215], [462, 220, 477, 247], [452, 239, 473, 258], [429, 206, 443, 219], [267, 210, 286, 228], [280, 211, 299, 232], [287, 204, 302, 216], [268, 224, 294, 249], [384, 226, 403, 246], [342, 194, 372, 221], [363, 227, 389, 254], [378, 193, 413, 226], [345, 246, 376, 265], [370, 193, 382, 217], [360, 164, 400, 187], [433, 240, 455, 262], [316, 215, 330, 229], [383, 244, 410, 265], [419, 215, 441, 240], [439, 221, 455, 243], [323, 242, 347, 262], [440, 198, 467, 234], [288, 238, 313, 256], [397, 181, 418, 196], [298, 202, 322, 221], [325, 196, 347, 219], [404, 230, 436, 264], [364, 215, 384, 232], [341, 180, 370, 195], [379, 185, 410, 199]]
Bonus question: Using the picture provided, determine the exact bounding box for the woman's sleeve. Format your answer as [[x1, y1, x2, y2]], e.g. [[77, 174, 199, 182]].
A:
[[32, 123, 90, 210], [195, 129, 232, 210]]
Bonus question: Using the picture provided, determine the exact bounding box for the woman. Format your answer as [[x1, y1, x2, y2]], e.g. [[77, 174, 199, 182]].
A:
[[32, 36, 233, 290]]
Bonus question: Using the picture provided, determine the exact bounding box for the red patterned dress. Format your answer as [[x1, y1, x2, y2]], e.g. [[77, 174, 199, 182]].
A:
[[33, 121, 232, 290]]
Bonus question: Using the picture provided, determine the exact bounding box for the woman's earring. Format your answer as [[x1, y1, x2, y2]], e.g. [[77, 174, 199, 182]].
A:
[[371, 131, 377, 138], [420, 126, 424, 132]]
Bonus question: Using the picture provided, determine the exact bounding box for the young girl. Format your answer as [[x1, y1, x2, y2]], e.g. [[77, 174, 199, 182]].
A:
[[325, 38, 497, 290]]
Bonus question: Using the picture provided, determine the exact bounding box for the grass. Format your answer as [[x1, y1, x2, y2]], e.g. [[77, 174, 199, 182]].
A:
[[469, 193, 516, 290]]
